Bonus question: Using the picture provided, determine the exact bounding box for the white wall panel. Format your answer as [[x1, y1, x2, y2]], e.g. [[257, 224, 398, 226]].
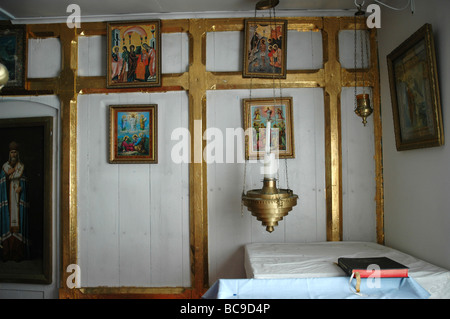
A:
[[27, 38, 61, 78], [77, 92, 190, 287], [339, 30, 370, 69], [77, 94, 120, 286], [206, 31, 243, 72], [78, 35, 106, 77], [341, 87, 376, 242], [161, 32, 190, 74], [286, 30, 323, 70]]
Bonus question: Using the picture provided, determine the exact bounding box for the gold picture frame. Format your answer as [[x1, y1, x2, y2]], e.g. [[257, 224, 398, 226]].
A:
[[0, 116, 53, 284], [243, 18, 287, 79], [106, 20, 161, 88], [109, 104, 158, 164], [243, 97, 295, 160], [387, 23, 444, 151]]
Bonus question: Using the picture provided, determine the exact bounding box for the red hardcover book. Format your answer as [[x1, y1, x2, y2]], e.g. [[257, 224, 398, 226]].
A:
[[337, 257, 409, 278]]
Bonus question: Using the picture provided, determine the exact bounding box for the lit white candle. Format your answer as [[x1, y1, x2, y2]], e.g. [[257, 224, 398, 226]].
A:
[[263, 121, 275, 179], [265, 121, 271, 154]]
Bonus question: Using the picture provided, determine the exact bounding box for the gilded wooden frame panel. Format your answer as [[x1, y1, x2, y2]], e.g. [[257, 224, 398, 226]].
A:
[[13, 16, 383, 299]]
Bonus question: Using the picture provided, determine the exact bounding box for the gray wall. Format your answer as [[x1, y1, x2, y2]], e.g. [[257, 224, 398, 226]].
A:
[[378, 0, 450, 270]]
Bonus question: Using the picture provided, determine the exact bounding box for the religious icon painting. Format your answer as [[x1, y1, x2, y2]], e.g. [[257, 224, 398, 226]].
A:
[[243, 97, 295, 160], [0, 117, 53, 284], [0, 25, 26, 90], [109, 104, 158, 164], [387, 23, 444, 151], [106, 20, 161, 88], [243, 18, 287, 79]]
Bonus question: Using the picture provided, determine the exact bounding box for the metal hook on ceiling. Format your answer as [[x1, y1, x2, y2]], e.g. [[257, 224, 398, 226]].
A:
[[354, 0, 365, 15], [354, 0, 365, 8]]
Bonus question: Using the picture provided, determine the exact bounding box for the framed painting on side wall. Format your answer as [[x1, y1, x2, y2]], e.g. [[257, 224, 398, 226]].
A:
[[243, 97, 295, 160], [387, 23, 444, 151], [109, 104, 158, 164], [243, 18, 287, 79], [106, 20, 161, 88], [0, 117, 53, 284], [0, 25, 26, 90]]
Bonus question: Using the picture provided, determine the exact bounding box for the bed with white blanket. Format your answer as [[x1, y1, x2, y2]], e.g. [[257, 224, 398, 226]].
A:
[[243, 241, 450, 299]]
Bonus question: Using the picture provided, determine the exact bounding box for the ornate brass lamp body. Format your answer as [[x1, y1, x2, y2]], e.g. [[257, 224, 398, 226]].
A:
[[242, 177, 298, 233], [355, 93, 373, 126]]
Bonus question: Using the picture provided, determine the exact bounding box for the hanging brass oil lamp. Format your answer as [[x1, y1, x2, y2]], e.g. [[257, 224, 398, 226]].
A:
[[355, 93, 373, 126], [241, 0, 298, 233], [353, 3, 373, 126], [242, 120, 298, 233]]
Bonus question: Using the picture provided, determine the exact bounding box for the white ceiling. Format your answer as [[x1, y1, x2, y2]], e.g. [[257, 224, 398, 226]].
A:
[[0, 0, 373, 22]]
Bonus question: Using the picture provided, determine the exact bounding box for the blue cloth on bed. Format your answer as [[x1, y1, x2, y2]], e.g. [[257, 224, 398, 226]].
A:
[[202, 277, 431, 299]]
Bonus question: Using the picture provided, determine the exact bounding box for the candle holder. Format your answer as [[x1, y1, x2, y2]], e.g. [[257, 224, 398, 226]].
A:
[[242, 177, 298, 233]]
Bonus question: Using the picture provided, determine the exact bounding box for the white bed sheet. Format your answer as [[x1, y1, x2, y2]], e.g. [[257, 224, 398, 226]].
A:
[[244, 241, 450, 299]]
